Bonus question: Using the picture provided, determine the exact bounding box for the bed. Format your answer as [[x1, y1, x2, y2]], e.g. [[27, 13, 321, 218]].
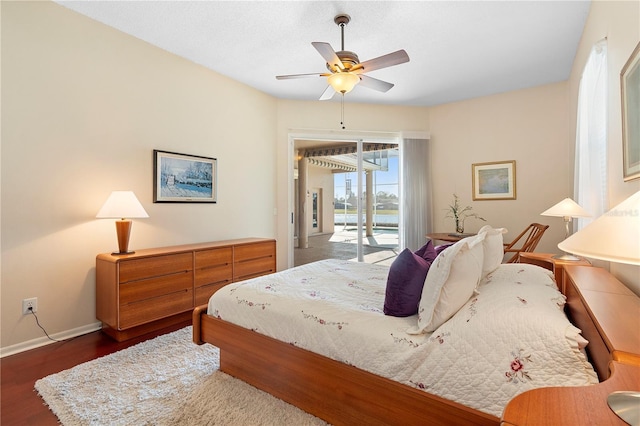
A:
[[193, 229, 640, 425]]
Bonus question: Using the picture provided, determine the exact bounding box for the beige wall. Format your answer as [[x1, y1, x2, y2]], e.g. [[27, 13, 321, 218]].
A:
[[428, 82, 571, 254], [566, 0, 640, 293], [1, 2, 277, 352]]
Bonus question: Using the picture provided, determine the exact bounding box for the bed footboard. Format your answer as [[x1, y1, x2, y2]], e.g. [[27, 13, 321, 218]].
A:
[[193, 305, 498, 426], [192, 304, 207, 345]]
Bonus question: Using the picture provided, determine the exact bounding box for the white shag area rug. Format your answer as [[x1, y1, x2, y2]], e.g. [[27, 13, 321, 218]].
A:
[[35, 327, 328, 425]]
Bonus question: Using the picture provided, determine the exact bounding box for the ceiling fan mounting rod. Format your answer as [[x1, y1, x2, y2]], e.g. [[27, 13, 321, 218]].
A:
[[334, 14, 350, 51]]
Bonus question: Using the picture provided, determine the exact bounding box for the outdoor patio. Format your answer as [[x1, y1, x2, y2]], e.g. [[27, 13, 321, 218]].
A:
[[294, 228, 399, 267]]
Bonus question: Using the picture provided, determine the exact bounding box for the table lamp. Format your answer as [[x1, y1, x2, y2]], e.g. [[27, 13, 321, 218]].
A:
[[558, 190, 640, 425], [96, 191, 149, 255], [540, 197, 591, 260]]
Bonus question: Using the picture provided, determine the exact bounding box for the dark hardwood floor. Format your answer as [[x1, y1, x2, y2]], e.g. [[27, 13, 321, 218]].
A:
[[1, 320, 191, 426]]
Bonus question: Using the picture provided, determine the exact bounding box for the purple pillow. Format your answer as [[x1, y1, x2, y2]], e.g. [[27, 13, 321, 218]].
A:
[[414, 240, 438, 262], [383, 248, 433, 317]]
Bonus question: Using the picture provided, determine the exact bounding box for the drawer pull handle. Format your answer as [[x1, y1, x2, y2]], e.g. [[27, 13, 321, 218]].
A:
[[204, 279, 231, 286], [199, 263, 230, 270], [236, 255, 273, 263], [121, 269, 191, 285]]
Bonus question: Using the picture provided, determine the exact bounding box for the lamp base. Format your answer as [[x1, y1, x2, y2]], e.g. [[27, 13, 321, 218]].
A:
[[607, 391, 640, 425], [552, 253, 582, 261], [111, 251, 135, 256], [114, 219, 133, 254]]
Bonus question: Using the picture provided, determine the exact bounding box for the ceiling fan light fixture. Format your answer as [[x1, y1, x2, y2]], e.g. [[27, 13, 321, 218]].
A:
[[328, 72, 360, 94]]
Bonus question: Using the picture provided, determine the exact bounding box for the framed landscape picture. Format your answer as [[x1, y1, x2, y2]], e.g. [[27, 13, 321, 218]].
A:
[[472, 160, 516, 200], [153, 150, 217, 203], [621, 41, 640, 181]]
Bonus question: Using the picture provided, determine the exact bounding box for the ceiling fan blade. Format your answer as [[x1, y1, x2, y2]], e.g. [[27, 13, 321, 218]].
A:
[[351, 49, 409, 73], [319, 85, 335, 101], [358, 75, 394, 92], [276, 72, 329, 80], [312, 42, 345, 72]]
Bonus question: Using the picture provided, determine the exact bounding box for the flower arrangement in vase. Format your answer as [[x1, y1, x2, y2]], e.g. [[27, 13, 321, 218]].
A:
[[445, 193, 486, 234]]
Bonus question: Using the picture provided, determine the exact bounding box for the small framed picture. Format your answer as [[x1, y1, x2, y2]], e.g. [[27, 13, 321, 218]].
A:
[[472, 160, 516, 200], [153, 150, 217, 203], [621, 41, 640, 181]]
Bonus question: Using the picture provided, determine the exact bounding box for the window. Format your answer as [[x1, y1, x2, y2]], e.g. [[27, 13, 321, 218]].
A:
[[574, 39, 608, 230]]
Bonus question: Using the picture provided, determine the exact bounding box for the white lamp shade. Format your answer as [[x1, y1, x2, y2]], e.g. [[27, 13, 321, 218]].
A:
[[541, 198, 591, 218], [96, 191, 149, 219], [558, 191, 640, 265]]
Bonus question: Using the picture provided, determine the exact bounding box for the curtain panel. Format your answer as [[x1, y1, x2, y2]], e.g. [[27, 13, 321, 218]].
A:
[[574, 38, 608, 231], [401, 138, 432, 251]]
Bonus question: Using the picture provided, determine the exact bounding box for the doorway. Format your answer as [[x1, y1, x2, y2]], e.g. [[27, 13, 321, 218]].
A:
[[292, 134, 400, 267], [310, 188, 322, 234]]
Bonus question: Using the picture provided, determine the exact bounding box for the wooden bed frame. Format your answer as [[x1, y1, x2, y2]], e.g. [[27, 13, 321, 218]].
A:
[[193, 264, 640, 425]]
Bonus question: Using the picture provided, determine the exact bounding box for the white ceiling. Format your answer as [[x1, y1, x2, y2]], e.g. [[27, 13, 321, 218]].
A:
[[55, 1, 591, 107]]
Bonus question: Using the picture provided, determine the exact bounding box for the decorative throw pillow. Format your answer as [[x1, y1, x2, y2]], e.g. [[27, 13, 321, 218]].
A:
[[408, 234, 485, 333], [384, 248, 433, 317], [414, 240, 438, 263], [477, 225, 508, 278]]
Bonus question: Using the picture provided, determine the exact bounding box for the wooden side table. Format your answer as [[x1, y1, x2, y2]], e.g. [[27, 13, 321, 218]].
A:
[[501, 361, 640, 425], [425, 233, 475, 243], [518, 252, 591, 293]]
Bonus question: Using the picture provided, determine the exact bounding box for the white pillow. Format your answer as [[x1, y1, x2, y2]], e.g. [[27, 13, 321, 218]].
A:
[[408, 234, 485, 334], [477, 225, 508, 278]]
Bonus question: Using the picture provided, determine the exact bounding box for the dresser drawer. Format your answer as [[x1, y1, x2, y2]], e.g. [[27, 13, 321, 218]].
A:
[[194, 282, 228, 306], [234, 241, 276, 262], [119, 288, 193, 329], [195, 267, 232, 288], [195, 247, 232, 268], [119, 270, 192, 305], [195, 248, 233, 288], [234, 256, 276, 281], [119, 253, 193, 283]]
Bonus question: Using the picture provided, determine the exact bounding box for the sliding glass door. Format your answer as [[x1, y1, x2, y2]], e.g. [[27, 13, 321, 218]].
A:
[[294, 137, 399, 265]]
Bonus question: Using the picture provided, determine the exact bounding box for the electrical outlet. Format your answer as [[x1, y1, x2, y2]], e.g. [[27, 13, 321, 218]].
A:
[[22, 297, 37, 315]]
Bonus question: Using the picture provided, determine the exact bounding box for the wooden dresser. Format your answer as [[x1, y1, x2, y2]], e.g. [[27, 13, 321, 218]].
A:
[[96, 237, 275, 341]]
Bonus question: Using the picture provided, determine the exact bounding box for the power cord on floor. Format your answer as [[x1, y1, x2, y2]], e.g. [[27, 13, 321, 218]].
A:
[[27, 307, 64, 342]]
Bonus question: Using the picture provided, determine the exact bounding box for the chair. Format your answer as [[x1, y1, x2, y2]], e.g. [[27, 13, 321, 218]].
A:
[[503, 223, 549, 263]]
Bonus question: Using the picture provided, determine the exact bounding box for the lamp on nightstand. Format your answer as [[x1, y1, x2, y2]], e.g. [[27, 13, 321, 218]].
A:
[[540, 197, 591, 261], [559, 190, 640, 425], [96, 191, 149, 255]]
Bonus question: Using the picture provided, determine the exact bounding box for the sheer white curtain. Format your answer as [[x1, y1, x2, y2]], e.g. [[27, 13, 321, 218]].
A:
[[574, 38, 608, 230], [400, 137, 432, 251]]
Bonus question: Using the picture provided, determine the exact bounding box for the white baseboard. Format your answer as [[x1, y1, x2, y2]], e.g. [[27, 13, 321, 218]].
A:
[[0, 322, 102, 358]]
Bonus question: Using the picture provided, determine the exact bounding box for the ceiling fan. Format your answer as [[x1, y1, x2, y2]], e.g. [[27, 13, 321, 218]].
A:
[[276, 14, 410, 100]]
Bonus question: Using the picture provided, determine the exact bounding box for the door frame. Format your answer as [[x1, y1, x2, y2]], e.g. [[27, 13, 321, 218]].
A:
[[287, 129, 401, 268]]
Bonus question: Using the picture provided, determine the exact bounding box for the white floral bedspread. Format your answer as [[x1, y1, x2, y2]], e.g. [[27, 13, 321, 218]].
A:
[[208, 259, 598, 417]]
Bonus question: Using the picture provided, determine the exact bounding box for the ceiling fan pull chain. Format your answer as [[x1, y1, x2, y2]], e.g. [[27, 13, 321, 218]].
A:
[[341, 94, 346, 129]]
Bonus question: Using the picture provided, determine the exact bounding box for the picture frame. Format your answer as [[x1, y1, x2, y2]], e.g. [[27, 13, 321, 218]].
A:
[[153, 150, 217, 203], [472, 160, 516, 200], [621, 41, 640, 182]]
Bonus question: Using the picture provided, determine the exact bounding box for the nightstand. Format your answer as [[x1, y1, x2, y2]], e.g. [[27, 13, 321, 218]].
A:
[[518, 252, 591, 293], [502, 361, 640, 425]]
